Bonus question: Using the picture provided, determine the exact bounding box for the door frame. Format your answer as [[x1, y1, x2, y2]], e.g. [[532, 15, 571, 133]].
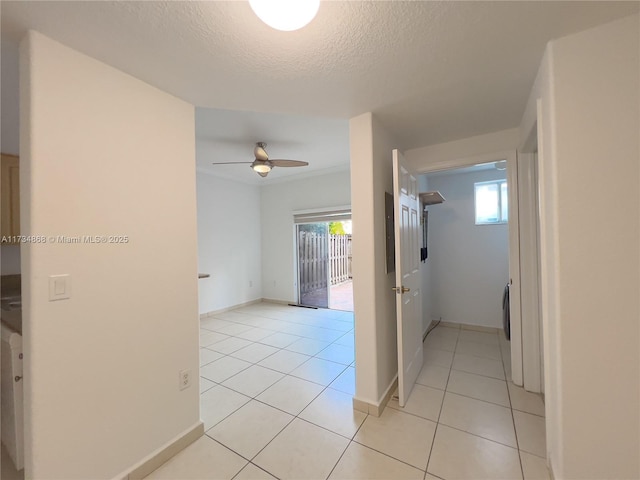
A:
[[292, 205, 352, 307], [415, 149, 524, 385]]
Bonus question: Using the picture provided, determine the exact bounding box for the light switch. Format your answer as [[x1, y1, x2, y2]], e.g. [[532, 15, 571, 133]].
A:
[[49, 274, 71, 301]]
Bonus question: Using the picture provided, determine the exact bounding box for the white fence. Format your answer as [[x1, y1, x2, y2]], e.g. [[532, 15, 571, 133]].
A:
[[298, 233, 352, 295], [329, 234, 352, 285]]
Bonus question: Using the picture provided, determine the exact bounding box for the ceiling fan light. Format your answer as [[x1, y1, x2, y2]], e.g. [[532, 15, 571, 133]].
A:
[[249, 0, 320, 32], [252, 163, 272, 173], [256, 170, 269, 177]]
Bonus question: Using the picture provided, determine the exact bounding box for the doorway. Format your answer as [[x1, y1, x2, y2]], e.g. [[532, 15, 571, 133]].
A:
[[294, 212, 353, 311]]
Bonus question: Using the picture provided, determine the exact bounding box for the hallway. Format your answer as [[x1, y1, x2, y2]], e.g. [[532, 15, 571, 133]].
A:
[[146, 304, 547, 479]]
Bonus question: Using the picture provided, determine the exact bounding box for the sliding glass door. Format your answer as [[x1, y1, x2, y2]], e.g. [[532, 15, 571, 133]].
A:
[[297, 223, 330, 308]]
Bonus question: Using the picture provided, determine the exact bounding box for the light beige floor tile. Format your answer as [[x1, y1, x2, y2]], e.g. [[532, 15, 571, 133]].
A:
[[424, 336, 457, 353], [258, 319, 291, 331], [447, 369, 510, 407], [258, 349, 310, 373], [299, 387, 367, 439], [354, 407, 436, 470], [423, 347, 454, 368], [200, 376, 216, 394], [424, 330, 459, 352], [508, 382, 545, 417], [200, 330, 230, 347], [286, 337, 332, 355], [201, 317, 234, 331], [222, 365, 284, 397], [521, 451, 550, 480], [388, 384, 444, 422], [233, 463, 277, 480], [430, 324, 461, 337], [256, 375, 324, 415], [235, 327, 276, 342], [144, 436, 246, 479], [334, 332, 354, 347], [200, 385, 251, 430], [316, 343, 355, 365], [208, 337, 254, 355], [416, 364, 450, 390], [513, 410, 546, 458], [329, 366, 355, 395], [428, 424, 522, 480], [458, 329, 500, 346], [455, 340, 502, 360], [329, 442, 423, 480], [439, 393, 516, 447], [503, 355, 512, 381], [211, 311, 251, 322], [201, 356, 252, 383], [216, 322, 254, 336], [290, 357, 347, 386], [302, 327, 345, 343], [253, 418, 349, 480], [230, 343, 280, 364], [259, 332, 301, 348], [323, 319, 353, 332], [425, 475, 440, 480], [200, 348, 224, 367], [207, 400, 293, 459], [452, 352, 505, 380]]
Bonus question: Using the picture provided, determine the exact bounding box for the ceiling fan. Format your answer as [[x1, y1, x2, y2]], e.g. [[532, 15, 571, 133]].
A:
[[212, 142, 309, 178]]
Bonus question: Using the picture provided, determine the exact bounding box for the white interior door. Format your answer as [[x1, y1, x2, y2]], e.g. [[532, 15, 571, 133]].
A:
[[393, 149, 423, 407]]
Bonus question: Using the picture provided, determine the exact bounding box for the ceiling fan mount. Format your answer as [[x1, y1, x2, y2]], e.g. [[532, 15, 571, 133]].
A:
[[212, 142, 309, 178]]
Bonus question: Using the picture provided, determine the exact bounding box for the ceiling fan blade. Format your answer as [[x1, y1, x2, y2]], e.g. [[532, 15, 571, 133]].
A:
[[269, 159, 309, 168], [211, 161, 253, 165], [254, 143, 269, 161]]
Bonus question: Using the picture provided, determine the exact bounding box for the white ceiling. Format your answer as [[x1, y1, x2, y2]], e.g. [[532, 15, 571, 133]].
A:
[[195, 108, 349, 185], [1, 1, 637, 183]]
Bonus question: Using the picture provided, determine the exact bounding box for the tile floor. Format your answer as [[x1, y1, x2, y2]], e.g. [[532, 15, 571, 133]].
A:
[[146, 304, 549, 480]]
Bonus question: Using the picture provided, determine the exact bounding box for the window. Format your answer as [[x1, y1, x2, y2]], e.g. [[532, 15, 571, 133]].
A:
[[475, 179, 508, 224]]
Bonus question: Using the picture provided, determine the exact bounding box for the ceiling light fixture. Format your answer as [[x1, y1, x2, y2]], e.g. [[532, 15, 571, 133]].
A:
[[251, 160, 272, 176], [249, 0, 320, 32]]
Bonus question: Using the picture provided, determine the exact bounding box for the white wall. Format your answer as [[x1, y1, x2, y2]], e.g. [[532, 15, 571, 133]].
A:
[[417, 175, 432, 334], [520, 14, 639, 478], [424, 169, 508, 328], [406, 128, 519, 172], [196, 173, 262, 314], [20, 32, 200, 479], [1, 39, 21, 274], [350, 112, 399, 407], [260, 170, 351, 302]]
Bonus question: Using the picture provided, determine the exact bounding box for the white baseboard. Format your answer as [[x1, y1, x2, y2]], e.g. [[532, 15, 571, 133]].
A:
[[123, 422, 204, 480], [352, 375, 398, 417], [115, 421, 204, 480], [199, 298, 262, 318]]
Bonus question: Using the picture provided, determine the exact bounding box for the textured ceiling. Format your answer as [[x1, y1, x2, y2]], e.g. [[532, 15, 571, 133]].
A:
[[2, 1, 637, 169]]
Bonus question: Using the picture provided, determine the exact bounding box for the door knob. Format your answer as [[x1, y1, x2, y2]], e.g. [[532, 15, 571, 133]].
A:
[[392, 286, 410, 293]]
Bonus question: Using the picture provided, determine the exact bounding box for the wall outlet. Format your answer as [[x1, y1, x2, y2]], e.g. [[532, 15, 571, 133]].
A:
[[179, 369, 192, 390], [249, 280, 253, 287]]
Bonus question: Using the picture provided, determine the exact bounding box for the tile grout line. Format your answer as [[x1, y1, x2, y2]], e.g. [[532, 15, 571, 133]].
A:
[[499, 332, 525, 480], [424, 326, 459, 477], [201, 307, 356, 479]]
